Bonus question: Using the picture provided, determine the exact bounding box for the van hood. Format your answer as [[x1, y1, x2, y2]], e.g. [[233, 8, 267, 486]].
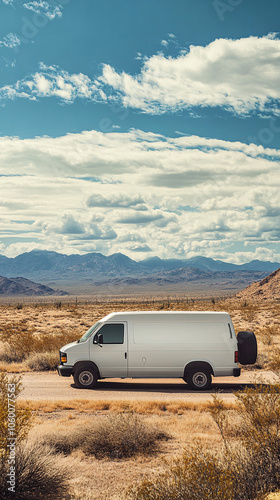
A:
[[60, 341, 77, 352]]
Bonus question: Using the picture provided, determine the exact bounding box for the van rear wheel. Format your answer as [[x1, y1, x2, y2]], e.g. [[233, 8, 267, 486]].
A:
[[74, 366, 98, 389], [185, 369, 211, 390]]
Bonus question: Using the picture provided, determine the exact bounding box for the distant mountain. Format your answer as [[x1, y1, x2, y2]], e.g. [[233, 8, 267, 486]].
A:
[[0, 276, 68, 296], [94, 266, 267, 292], [239, 260, 280, 272], [95, 266, 213, 286], [139, 256, 280, 273], [0, 251, 278, 292], [236, 268, 280, 300], [0, 250, 142, 282]]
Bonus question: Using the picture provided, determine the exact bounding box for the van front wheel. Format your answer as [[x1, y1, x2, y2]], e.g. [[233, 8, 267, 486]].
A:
[[184, 369, 211, 390], [74, 367, 98, 389]]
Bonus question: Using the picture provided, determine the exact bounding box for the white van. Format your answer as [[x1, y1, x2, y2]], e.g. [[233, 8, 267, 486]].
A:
[[57, 311, 257, 390]]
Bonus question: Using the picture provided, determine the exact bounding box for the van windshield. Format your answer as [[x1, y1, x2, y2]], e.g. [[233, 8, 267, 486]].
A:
[[78, 321, 101, 343]]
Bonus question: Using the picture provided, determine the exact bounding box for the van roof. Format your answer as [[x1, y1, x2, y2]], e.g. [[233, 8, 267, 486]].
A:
[[101, 311, 231, 322]]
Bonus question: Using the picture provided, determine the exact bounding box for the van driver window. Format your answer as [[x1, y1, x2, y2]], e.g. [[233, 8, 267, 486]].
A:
[[97, 324, 124, 344]]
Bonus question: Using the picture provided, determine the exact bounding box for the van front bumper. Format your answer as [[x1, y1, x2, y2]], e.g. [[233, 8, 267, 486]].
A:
[[233, 368, 241, 377], [57, 365, 73, 377]]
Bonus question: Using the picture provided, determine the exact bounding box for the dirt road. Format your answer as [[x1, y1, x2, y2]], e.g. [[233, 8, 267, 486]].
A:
[[18, 370, 278, 404]]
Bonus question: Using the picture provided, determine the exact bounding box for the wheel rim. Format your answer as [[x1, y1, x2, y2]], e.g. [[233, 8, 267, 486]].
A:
[[192, 372, 207, 387], [79, 370, 94, 386]]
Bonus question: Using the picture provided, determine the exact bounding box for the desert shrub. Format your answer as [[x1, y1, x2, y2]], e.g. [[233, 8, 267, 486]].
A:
[[269, 347, 280, 374], [0, 442, 70, 500], [212, 386, 280, 498], [25, 351, 59, 371], [127, 445, 234, 500], [0, 342, 12, 364], [0, 321, 77, 363], [0, 375, 69, 499], [0, 323, 35, 362], [0, 345, 18, 364], [231, 445, 280, 499], [0, 373, 32, 455], [261, 326, 275, 346], [82, 412, 167, 458], [235, 384, 280, 449], [210, 388, 280, 499], [248, 351, 269, 370], [44, 413, 168, 459], [128, 385, 280, 500], [42, 428, 82, 455], [128, 444, 277, 500]]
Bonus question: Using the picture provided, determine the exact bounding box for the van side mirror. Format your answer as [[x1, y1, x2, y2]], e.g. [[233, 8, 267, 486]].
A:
[[93, 333, 103, 346]]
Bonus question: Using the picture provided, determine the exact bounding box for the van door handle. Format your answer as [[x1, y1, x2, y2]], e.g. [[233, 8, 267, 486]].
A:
[[125, 352, 127, 359]]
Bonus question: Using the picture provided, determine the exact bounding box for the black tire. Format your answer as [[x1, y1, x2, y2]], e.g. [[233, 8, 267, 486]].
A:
[[185, 369, 212, 390], [237, 331, 257, 365], [73, 366, 98, 389]]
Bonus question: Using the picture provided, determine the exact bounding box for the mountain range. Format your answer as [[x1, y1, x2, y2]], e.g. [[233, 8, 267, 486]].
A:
[[0, 250, 278, 296], [0, 250, 278, 282]]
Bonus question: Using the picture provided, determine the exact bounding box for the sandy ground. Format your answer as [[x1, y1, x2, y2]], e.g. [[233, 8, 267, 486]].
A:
[[18, 370, 279, 404], [15, 369, 280, 500]]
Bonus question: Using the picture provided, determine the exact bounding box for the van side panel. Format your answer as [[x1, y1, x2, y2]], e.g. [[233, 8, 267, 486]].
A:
[[128, 321, 237, 377], [133, 322, 227, 344]]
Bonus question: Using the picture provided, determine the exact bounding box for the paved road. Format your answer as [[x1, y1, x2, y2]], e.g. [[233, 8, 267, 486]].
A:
[[18, 370, 278, 404]]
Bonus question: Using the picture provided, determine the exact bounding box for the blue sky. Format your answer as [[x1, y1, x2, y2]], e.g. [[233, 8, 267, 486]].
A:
[[0, 0, 280, 263]]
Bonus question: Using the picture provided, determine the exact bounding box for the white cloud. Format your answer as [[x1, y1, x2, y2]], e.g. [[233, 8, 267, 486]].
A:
[[23, 1, 63, 20], [2, 34, 280, 117], [0, 129, 280, 262], [1, 0, 64, 20], [56, 214, 85, 235], [0, 64, 100, 103], [99, 34, 280, 116], [34, 74, 52, 94], [0, 33, 21, 49], [86, 194, 145, 209]]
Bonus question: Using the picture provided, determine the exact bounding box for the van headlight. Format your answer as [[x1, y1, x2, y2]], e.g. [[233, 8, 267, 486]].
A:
[[60, 352, 67, 364]]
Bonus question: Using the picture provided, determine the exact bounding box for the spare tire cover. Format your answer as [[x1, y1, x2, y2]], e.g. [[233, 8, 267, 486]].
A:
[[237, 331, 257, 365]]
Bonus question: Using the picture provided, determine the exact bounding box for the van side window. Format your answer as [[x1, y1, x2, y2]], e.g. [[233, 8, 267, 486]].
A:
[[228, 323, 233, 339], [96, 324, 124, 344]]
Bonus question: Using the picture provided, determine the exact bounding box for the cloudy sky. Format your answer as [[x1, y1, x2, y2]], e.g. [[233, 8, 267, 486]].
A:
[[0, 0, 280, 263]]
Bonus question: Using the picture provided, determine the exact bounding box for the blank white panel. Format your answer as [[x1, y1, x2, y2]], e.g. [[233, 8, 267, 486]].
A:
[[133, 322, 227, 344]]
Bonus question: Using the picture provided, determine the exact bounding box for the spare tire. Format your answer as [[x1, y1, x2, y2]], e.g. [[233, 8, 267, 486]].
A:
[[237, 331, 257, 365]]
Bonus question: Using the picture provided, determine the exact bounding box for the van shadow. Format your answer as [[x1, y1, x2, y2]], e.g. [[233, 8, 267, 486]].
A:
[[70, 380, 267, 394]]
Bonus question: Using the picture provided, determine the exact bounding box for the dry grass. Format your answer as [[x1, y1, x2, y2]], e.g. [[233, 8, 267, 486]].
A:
[[25, 409, 223, 500], [30, 410, 219, 452], [23, 394, 280, 500], [17, 398, 236, 414], [0, 361, 30, 373], [128, 385, 280, 500]]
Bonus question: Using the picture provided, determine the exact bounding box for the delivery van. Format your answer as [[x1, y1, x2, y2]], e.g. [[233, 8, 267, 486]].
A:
[[57, 311, 257, 390]]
